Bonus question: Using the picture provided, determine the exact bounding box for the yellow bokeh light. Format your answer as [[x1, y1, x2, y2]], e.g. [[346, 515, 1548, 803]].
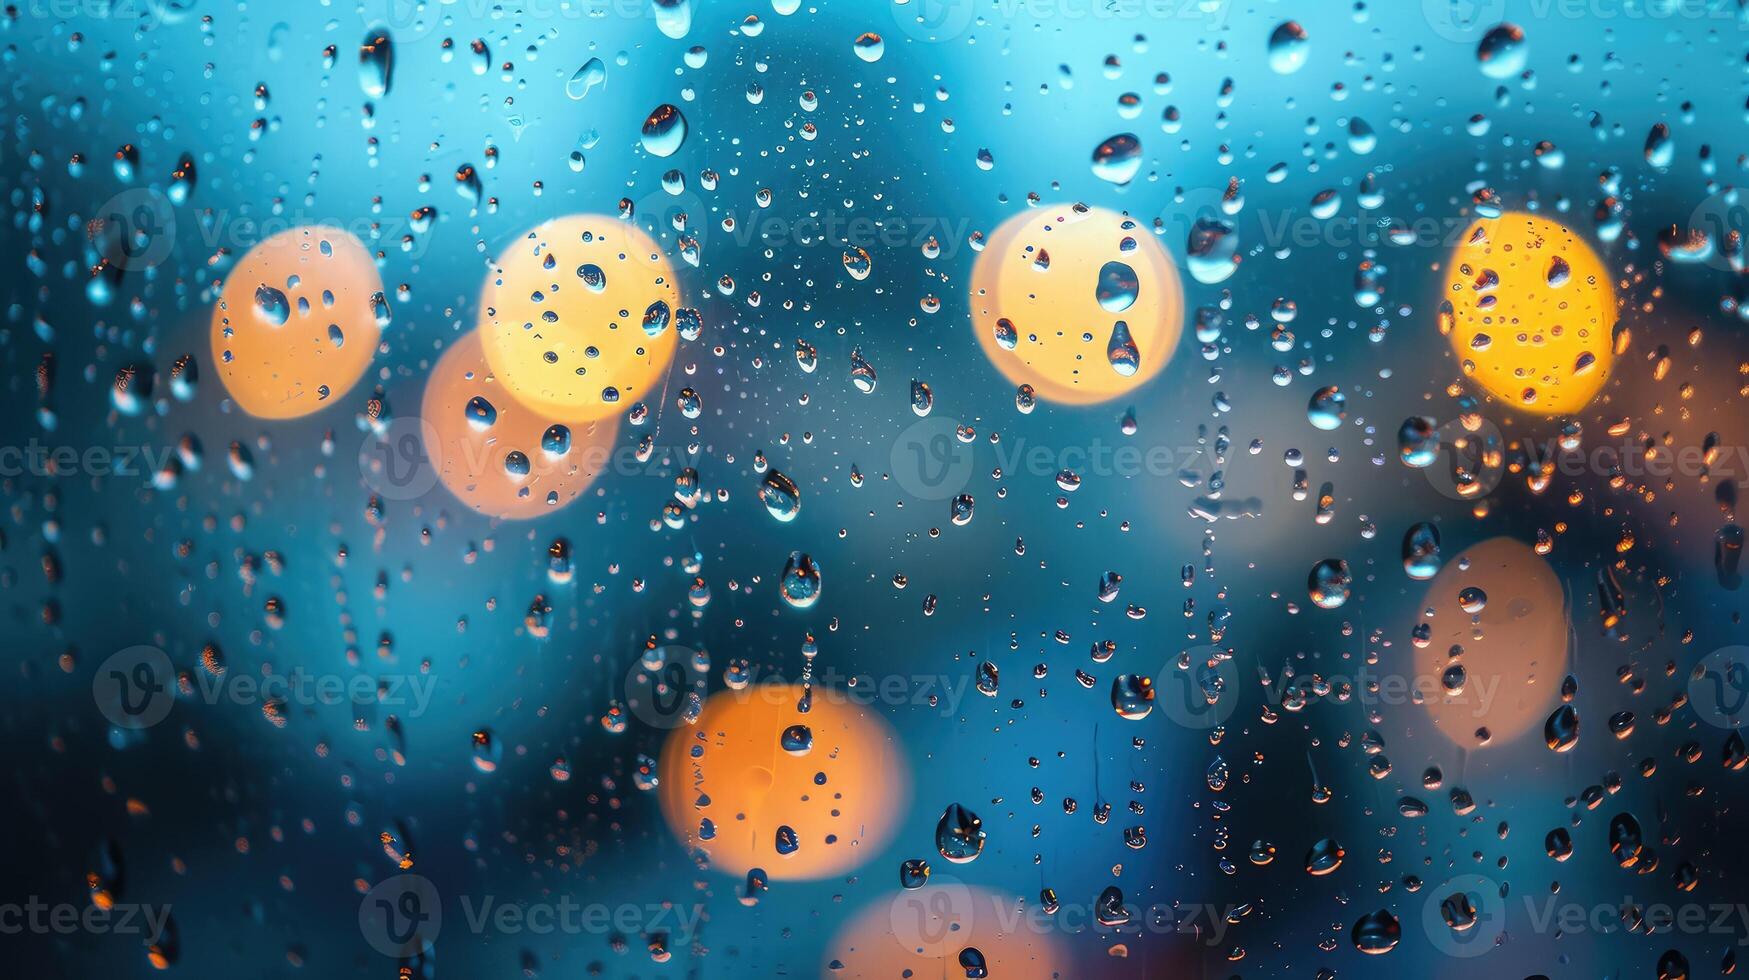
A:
[[1441, 211, 1616, 415], [824, 886, 1070, 979], [970, 203, 1184, 405], [478, 216, 680, 422], [421, 330, 619, 520], [210, 225, 384, 419], [1411, 536, 1567, 749], [657, 684, 907, 881]]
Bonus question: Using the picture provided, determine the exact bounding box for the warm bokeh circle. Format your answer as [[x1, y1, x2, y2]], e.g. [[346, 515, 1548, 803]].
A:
[[210, 225, 384, 418], [1410, 536, 1568, 749], [824, 884, 1070, 979], [1440, 211, 1616, 415], [970, 204, 1184, 405], [657, 684, 907, 880], [478, 215, 680, 422], [420, 330, 620, 520]]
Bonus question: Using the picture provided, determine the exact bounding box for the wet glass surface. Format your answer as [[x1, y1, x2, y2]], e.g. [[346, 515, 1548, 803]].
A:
[[4, 2, 1749, 977]]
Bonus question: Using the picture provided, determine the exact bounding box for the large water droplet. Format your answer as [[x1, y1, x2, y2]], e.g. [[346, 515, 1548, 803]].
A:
[[641, 104, 688, 157], [1476, 23, 1527, 79], [760, 469, 801, 522], [1266, 21, 1310, 74], [1106, 321, 1141, 377], [1091, 133, 1142, 185], [779, 552, 821, 609], [1308, 559, 1352, 609], [1096, 260, 1139, 313], [935, 803, 985, 863], [566, 58, 606, 100], [359, 28, 394, 98]]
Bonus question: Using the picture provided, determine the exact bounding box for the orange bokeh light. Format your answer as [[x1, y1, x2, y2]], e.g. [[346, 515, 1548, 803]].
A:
[[657, 684, 907, 881], [824, 884, 1070, 979], [478, 215, 680, 423], [1411, 536, 1568, 749], [1441, 211, 1616, 415], [210, 225, 384, 418], [420, 330, 620, 520], [970, 204, 1184, 405]]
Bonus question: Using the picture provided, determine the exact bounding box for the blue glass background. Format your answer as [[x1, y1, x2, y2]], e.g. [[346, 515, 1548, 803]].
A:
[[3, 0, 1748, 976]]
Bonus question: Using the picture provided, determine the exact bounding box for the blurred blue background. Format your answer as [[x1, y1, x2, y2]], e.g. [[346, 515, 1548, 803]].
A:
[[4, 0, 1749, 976]]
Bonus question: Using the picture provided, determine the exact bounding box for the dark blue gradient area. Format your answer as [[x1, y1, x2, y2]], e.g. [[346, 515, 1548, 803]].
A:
[[3, 1, 1749, 978]]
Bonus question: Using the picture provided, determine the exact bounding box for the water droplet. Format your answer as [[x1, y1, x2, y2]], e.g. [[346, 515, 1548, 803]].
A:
[[1091, 133, 1142, 185], [641, 104, 688, 157], [852, 32, 884, 63], [566, 58, 606, 100], [1308, 559, 1352, 609], [779, 552, 822, 609], [760, 469, 801, 522], [935, 803, 985, 863], [1096, 260, 1139, 313], [1476, 23, 1527, 79], [359, 28, 394, 98], [1266, 21, 1310, 74]]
